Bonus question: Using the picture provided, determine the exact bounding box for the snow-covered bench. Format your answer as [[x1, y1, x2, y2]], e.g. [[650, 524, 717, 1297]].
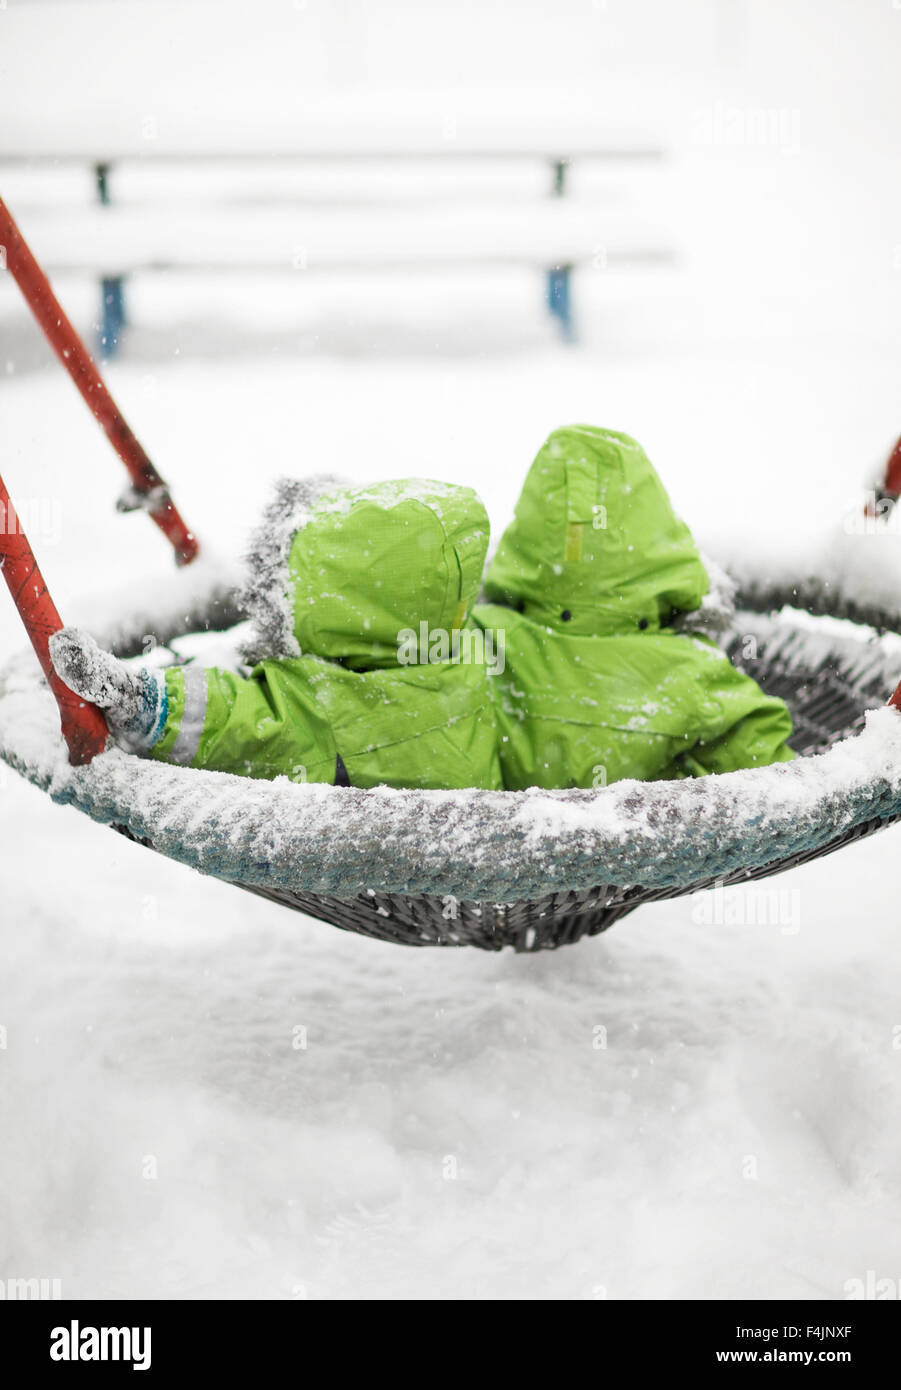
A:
[[0, 68, 676, 352], [1, 140, 672, 354], [0, 1, 676, 352]]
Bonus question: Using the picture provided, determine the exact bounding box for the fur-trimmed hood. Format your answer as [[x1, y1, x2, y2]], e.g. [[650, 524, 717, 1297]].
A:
[[240, 474, 348, 666], [240, 475, 492, 670]]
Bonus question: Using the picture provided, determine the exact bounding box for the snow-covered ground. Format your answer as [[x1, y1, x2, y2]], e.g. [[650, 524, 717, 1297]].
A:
[[4, 0, 901, 1304]]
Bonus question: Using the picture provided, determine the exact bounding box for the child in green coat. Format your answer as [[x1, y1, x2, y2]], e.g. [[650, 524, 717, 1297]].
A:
[[50, 433, 794, 791], [473, 425, 794, 788], [51, 477, 504, 791]]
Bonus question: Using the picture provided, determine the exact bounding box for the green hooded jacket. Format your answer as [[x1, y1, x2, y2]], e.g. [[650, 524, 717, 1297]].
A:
[[151, 477, 503, 791], [473, 426, 794, 790]]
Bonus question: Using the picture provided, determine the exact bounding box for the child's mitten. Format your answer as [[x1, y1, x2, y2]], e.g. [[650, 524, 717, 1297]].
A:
[[49, 627, 167, 753], [672, 553, 736, 637]]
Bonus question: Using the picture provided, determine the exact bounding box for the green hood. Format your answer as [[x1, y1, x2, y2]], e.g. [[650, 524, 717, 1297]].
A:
[[482, 426, 710, 636], [242, 476, 491, 671]]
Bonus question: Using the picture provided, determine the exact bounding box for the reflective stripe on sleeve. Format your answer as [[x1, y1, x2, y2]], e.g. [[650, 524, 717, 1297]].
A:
[[169, 664, 208, 766]]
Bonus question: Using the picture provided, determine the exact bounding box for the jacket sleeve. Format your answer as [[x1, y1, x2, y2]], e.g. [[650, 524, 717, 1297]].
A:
[[673, 640, 795, 777], [150, 659, 338, 782]]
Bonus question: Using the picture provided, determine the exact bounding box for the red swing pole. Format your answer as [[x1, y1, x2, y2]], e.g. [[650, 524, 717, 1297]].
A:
[[0, 473, 108, 764], [865, 432, 901, 518], [0, 196, 199, 566], [879, 433, 901, 502], [864, 432, 901, 712]]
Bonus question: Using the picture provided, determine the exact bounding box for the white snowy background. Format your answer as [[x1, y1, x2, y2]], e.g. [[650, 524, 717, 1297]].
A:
[[2, 0, 901, 1299]]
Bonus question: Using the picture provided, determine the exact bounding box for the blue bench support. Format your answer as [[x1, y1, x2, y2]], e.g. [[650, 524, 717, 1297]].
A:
[[95, 161, 112, 207], [546, 264, 575, 343], [94, 161, 126, 358], [86, 153, 585, 354], [546, 158, 575, 342], [99, 275, 127, 358], [552, 157, 569, 198]]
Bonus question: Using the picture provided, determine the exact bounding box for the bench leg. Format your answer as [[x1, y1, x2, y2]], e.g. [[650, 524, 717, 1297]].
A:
[[546, 265, 575, 343], [99, 276, 126, 358]]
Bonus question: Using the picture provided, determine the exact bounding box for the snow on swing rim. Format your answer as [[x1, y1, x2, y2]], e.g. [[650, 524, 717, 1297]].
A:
[[3, 564, 901, 905]]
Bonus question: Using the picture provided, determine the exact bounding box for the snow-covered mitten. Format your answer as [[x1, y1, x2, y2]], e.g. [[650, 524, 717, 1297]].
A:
[[49, 627, 167, 753], [672, 552, 737, 638]]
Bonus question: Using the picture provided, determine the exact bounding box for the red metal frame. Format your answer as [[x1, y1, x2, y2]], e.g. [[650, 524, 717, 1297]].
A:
[[0, 473, 108, 764], [0, 195, 199, 566], [857, 433, 901, 710], [866, 432, 901, 518], [881, 433, 901, 501]]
